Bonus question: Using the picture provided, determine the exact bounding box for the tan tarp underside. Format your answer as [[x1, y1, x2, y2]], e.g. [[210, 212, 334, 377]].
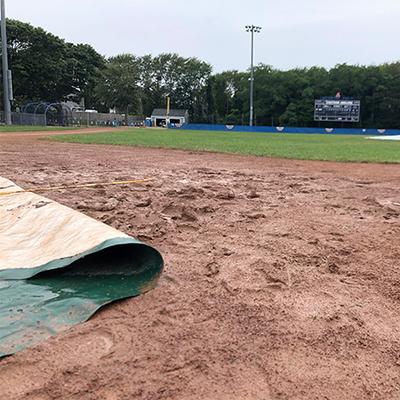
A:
[[0, 177, 129, 271]]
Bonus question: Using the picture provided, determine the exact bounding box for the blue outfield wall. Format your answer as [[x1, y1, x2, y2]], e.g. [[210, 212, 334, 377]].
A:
[[169, 123, 400, 136]]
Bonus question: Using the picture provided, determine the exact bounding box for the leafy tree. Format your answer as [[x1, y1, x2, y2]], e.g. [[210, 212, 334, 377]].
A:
[[95, 54, 141, 121], [212, 70, 246, 123], [65, 43, 105, 109], [4, 18, 400, 128], [211, 62, 400, 128], [1, 19, 104, 107], [138, 53, 212, 121], [3, 19, 68, 104]]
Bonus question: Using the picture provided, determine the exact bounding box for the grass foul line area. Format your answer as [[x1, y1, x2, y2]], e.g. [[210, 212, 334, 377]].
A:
[[49, 128, 400, 163], [0, 125, 82, 133]]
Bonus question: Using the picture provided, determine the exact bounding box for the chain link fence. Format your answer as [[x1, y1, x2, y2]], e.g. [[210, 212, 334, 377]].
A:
[[0, 112, 46, 126], [1, 111, 145, 127], [68, 112, 145, 127]]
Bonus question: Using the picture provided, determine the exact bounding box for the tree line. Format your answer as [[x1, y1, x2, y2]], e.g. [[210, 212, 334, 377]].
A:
[[2, 19, 400, 128]]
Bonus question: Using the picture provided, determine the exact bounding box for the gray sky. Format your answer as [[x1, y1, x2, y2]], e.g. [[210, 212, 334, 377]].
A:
[[6, 0, 400, 73]]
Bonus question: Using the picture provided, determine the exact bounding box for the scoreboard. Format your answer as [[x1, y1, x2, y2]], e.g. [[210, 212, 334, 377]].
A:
[[314, 98, 361, 123]]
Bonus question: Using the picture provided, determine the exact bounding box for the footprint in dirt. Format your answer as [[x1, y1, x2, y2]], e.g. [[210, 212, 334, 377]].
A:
[[219, 260, 290, 293], [0, 331, 114, 399], [54, 329, 115, 366]]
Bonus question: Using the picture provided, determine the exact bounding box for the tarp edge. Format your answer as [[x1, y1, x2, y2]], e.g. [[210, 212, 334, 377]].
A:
[[0, 237, 161, 280]]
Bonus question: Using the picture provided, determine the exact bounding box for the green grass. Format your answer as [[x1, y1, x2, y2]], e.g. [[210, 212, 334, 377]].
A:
[[49, 128, 400, 163], [0, 125, 80, 132]]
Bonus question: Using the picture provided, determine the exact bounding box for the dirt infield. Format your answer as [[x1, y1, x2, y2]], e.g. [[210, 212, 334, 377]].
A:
[[0, 133, 399, 400]]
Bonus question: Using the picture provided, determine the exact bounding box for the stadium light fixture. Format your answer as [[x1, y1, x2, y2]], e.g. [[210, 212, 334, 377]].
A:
[[1, 0, 11, 125], [245, 25, 262, 126]]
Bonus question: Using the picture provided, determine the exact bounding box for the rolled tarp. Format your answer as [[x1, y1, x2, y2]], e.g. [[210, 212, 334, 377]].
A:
[[0, 177, 163, 357]]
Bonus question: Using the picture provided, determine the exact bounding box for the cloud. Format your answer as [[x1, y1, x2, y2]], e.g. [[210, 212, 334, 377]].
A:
[[6, 0, 400, 72]]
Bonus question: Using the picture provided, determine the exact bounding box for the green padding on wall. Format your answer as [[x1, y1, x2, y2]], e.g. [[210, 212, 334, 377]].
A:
[[0, 241, 163, 357]]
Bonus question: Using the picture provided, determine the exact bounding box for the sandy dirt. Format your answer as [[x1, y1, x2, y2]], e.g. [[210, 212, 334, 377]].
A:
[[0, 131, 399, 400]]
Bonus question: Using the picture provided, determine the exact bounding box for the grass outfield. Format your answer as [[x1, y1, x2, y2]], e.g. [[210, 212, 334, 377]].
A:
[[49, 128, 400, 163], [0, 125, 80, 132]]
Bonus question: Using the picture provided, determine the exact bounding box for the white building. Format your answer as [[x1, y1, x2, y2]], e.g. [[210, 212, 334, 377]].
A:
[[150, 108, 189, 127]]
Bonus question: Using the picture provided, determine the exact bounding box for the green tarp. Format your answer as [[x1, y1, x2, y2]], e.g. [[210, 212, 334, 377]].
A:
[[0, 177, 163, 357]]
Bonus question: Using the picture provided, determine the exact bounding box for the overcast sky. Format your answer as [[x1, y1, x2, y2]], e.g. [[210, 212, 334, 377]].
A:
[[6, 0, 400, 73]]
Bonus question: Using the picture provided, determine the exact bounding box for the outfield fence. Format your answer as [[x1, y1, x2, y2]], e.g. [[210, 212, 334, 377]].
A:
[[169, 123, 400, 136]]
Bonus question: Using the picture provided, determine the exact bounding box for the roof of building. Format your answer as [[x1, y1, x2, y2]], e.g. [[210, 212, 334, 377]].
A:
[[151, 108, 188, 117], [62, 101, 84, 112]]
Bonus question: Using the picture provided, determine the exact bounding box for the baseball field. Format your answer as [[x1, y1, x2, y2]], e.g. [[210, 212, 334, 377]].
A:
[[1, 127, 399, 399]]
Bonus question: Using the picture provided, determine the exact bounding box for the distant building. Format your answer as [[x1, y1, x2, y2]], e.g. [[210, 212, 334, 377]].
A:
[[150, 108, 189, 127], [63, 100, 84, 112]]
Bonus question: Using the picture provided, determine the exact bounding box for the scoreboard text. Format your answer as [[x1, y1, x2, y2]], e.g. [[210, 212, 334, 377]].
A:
[[314, 98, 361, 123]]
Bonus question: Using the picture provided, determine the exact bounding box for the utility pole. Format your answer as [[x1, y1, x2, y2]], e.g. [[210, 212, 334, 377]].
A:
[[245, 25, 261, 127], [1, 0, 11, 125]]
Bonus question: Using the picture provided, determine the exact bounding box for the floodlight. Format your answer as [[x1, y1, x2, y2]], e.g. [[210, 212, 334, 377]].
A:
[[244, 24, 262, 126]]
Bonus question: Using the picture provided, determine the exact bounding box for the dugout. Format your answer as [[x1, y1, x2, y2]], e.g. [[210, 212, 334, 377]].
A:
[[151, 108, 189, 127]]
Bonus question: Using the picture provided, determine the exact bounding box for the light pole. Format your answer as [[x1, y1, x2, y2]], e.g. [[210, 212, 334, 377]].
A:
[[245, 25, 261, 127], [1, 0, 11, 125], [165, 95, 170, 129]]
